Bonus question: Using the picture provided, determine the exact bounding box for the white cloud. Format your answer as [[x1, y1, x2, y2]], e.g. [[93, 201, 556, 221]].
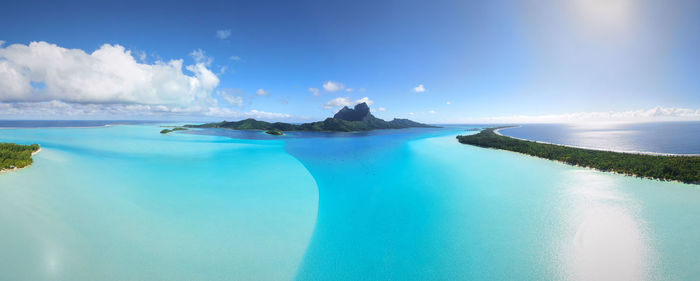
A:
[[0, 40, 5, 47], [0, 100, 297, 120], [458, 106, 700, 124], [377, 107, 386, 112], [216, 29, 232, 39], [230, 55, 241, 61], [345, 88, 354, 92], [446, 101, 451, 105], [323, 97, 352, 109], [309, 87, 320, 96], [0, 41, 219, 107], [355, 96, 374, 105], [409, 112, 415, 116], [413, 84, 426, 93], [218, 89, 243, 107], [323, 81, 345, 92], [428, 110, 436, 114], [246, 109, 291, 119], [323, 96, 374, 109], [256, 88, 269, 96], [189, 48, 213, 66], [134, 50, 147, 62]]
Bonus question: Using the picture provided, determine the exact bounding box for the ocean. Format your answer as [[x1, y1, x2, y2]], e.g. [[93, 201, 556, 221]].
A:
[[499, 122, 700, 155], [0, 122, 699, 280]]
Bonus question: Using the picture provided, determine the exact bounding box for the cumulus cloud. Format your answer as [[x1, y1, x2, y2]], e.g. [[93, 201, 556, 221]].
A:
[[309, 87, 320, 96], [323, 97, 352, 109], [0, 40, 5, 47], [345, 88, 354, 92], [428, 110, 436, 114], [413, 84, 426, 93], [323, 81, 344, 92], [446, 101, 451, 105], [216, 29, 232, 39], [0, 41, 219, 107], [323, 96, 374, 109], [459, 107, 700, 123], [256, 88, 269, 96]]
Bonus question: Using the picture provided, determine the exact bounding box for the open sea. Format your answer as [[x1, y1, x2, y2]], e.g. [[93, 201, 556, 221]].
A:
[[500, 122, 700, 155], [1, 121, 699, 280]]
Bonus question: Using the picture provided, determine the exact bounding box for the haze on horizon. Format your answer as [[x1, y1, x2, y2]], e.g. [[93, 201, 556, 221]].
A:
[[0, 0, 698, 123]]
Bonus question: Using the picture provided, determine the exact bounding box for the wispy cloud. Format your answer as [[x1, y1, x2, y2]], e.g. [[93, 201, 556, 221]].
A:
[[218, 89, 244, 107], [216, 29, 232, 39], [459, 107, 700, 123], [0, 100, 295, 121], [189, 48, 213, 66], [323, 96, 374, 109], [309, 87, 320, 96], [256, 88, 269, 96]]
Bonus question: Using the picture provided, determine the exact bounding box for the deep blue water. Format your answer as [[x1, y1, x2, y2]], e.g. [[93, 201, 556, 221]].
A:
[[1, 122, 700, 280], [500, 122, 700, 154]]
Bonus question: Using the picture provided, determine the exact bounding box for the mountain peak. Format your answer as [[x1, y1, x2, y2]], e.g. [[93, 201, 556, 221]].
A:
[[333, 102, 371, 121]]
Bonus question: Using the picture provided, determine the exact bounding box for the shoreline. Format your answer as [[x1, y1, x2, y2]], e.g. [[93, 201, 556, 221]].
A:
[[458, 128, 700, 184], [494, 127, 700, 157], [0, 147, 42, 174]]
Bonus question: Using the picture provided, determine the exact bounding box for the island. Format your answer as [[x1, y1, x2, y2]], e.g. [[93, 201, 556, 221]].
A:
[[160, 127, 189, 134], [265, 129, 284, 135], [457, 128, 700, 184], [185, 102, 438, 133], [1, 143, 41, 172]]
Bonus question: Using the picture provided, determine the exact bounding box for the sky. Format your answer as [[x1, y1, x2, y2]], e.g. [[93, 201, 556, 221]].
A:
[[0, 0, 699, 123]]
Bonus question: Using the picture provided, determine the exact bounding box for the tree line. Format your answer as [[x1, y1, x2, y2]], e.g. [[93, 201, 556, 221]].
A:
[[1, 143, 40, 170], [457, 128, 700, 184]]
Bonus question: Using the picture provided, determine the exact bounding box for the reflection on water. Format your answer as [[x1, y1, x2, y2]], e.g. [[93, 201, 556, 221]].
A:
[[502, 122, 700, 154], [559, 170, 652, 281]]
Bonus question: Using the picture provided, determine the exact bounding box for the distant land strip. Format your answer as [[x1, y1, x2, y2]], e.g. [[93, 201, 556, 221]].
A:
[[457, 128, 700, 184]]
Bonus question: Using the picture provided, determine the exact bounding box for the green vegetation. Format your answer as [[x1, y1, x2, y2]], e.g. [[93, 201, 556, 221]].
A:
[[1, 143, 40, 171], [265, 129, 284, 135], [160, 127, 188, 134], [186, 102, 437, 133], [457, 128, 700, 184]]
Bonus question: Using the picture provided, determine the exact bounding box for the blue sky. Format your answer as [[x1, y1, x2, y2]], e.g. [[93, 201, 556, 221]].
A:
[[1, 0, 699, 123]]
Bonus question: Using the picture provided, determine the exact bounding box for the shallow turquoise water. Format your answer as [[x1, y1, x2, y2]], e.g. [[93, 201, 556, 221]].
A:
[[1, 124, 699, 280]]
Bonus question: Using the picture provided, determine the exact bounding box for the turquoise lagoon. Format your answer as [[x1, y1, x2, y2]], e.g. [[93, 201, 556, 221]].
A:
[[1, 124, 699, 280]]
